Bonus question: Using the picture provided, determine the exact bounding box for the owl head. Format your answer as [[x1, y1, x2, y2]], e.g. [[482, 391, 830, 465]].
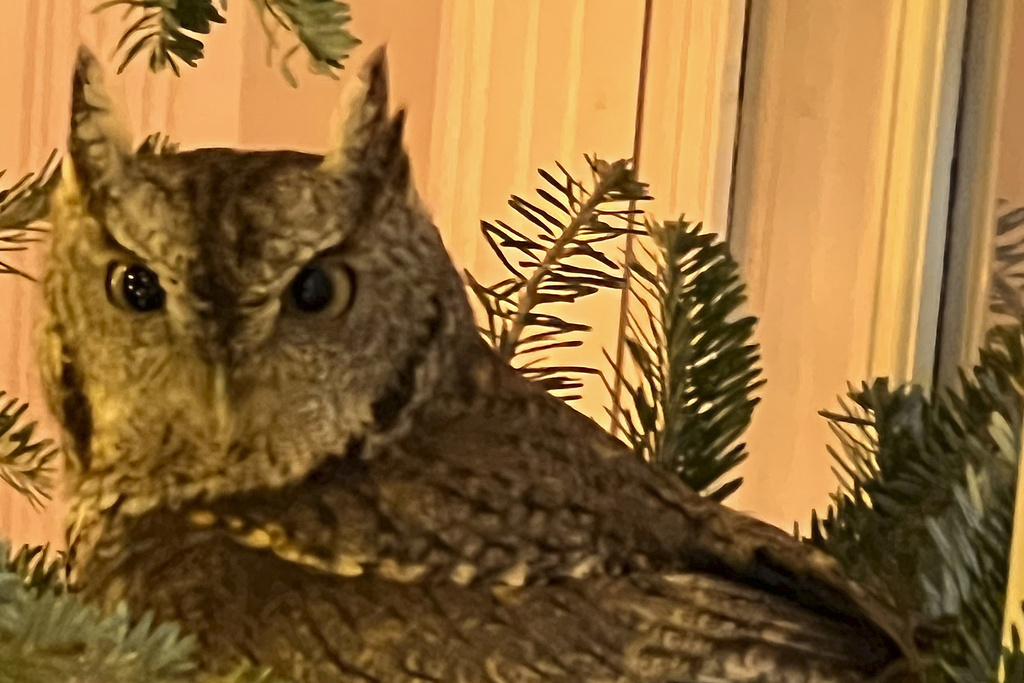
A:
[[40, 47, 478, 514]]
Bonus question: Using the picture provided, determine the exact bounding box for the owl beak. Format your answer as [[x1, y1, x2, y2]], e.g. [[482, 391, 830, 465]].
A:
[[208, 363, 234, 448]]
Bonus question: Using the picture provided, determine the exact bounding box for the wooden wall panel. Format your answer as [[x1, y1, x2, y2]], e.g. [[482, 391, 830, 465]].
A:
[[727, 0, 896, 527], [637, 0, 744, 234], [425, 0, 646, 426], [726, 0, 964, 528], [968, 0, 1024, 647]]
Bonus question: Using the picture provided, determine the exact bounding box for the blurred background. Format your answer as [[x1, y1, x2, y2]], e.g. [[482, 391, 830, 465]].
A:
[[0, 0, 1020, 618]]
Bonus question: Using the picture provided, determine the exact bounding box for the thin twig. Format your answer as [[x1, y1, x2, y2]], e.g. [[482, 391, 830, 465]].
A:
[[610, 0, 654, 434]]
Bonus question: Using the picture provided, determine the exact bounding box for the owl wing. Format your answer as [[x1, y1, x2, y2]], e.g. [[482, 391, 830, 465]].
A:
[[176, 425, 917, 677], [97, 511, 902, 683], [172, 342, 919, 671]]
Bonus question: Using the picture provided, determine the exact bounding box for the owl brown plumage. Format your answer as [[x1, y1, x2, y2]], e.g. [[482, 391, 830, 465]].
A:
[[38, 46, 921, 682]]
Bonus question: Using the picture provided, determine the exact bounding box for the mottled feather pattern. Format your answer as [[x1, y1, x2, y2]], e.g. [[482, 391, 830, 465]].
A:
[[38, 46, 922, 682]]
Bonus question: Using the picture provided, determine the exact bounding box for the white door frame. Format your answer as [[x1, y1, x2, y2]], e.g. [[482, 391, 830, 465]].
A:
[[935, 0, 1021, 646]]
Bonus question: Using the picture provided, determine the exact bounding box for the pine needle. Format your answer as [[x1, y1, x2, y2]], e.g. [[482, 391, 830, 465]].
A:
[[0, 151, 60, 281], [807, 326, 1024, 680], [95, 0, 358, 82], [470, 155, 649, 401], [609, 218, 763, 502], [0, 392, 57, 509]]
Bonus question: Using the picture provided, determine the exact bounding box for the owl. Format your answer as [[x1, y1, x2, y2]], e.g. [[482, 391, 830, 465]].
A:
[[36, 46, 922, 682]]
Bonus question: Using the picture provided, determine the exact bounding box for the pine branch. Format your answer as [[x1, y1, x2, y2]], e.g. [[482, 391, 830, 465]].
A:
[[1005, 620, 1024, 682], [0, 540, 297, 683], [0, 151, 61, 281], [0, 392, 57, 509], [95, 0, 358, 83], [0, 542, 196, 683], [988, 200, 1024, 328], [806, 323, 1024, 681], [500, 159, 641, 355], [95, 0, 228, 75], [468, 156, 649, 401], [1, 544, 69, 596], [608, 219, 764, 502], [137, 132, 181, 156], [248, 0, 360, 87]]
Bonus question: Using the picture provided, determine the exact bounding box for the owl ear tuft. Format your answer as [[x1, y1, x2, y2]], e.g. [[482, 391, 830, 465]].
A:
[[322, 46, 410, 190], [67, 46, 132, 196]]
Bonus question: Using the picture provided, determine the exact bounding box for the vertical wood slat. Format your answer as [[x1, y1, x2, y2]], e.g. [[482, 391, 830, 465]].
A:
[[727, 0, 936, 527], [937, 0, 1015, 391], [1000, 0, 1024, 648], [0, 0, 49, 550], [425, 0, 646, 426], [637, 0, 745, 235], [866, 0, 966, 389], [607, 0, 747, 453], [946, 0, 1024, 650]]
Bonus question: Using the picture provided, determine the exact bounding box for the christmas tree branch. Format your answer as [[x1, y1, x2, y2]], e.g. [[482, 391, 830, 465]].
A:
[[248, 0, 360, 87], [94, 0, 358, 83], [0, 392, 57, 509], [501, 158, 642, 356], [0, 152, 60, 281], [608, 218, 764, 501], [468, 155, 649, 400], [0, 541, 297, 683], [95, 0, 228, 75], [807, 323, 1023, 680]]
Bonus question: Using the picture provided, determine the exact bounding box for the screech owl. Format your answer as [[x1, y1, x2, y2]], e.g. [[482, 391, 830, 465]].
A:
[[36, 46, 922, 682]]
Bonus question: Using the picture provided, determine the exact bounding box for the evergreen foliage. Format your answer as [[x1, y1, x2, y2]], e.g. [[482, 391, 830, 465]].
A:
[[248, 0, 360, 86], [1006, 624, 1024, 682], [0, 151, 60, 280], [468, 156, 649, 401], [0, 543, 295, 683], [96, 0, 227, 75], [608, 219, 764, 501], [990, 200, 1024, 329], [0, 392, 57, 509], [807, 322, 1023, 680], [94, 0, 359, 83]]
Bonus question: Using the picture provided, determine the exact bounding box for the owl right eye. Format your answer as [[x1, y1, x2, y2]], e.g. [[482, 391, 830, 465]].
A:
[[106, 262, 166, 313]]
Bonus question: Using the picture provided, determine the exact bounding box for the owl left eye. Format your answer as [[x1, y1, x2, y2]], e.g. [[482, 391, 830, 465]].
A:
[[106, 263, 166, 313], [286, 263, 354, 317]]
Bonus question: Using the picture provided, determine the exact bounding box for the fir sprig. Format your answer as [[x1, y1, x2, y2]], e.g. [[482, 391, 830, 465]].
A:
[[137, 132, 181, 156], [0, 540, 297, 682], [0, 543, 196, 683], [467, 156, 649, 400], [1005, 621, 1024, 682], [95, 0, 359, 83], [807, 323, 1023, 681], [990, 200, 1024, 328], [248, 0, 360, 87], [608, 219, 764, 502], [95, 0, 228, 75], [1, 544, 68, 595], [0, 393, 57, 509], [0, 152, 60, 281]]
